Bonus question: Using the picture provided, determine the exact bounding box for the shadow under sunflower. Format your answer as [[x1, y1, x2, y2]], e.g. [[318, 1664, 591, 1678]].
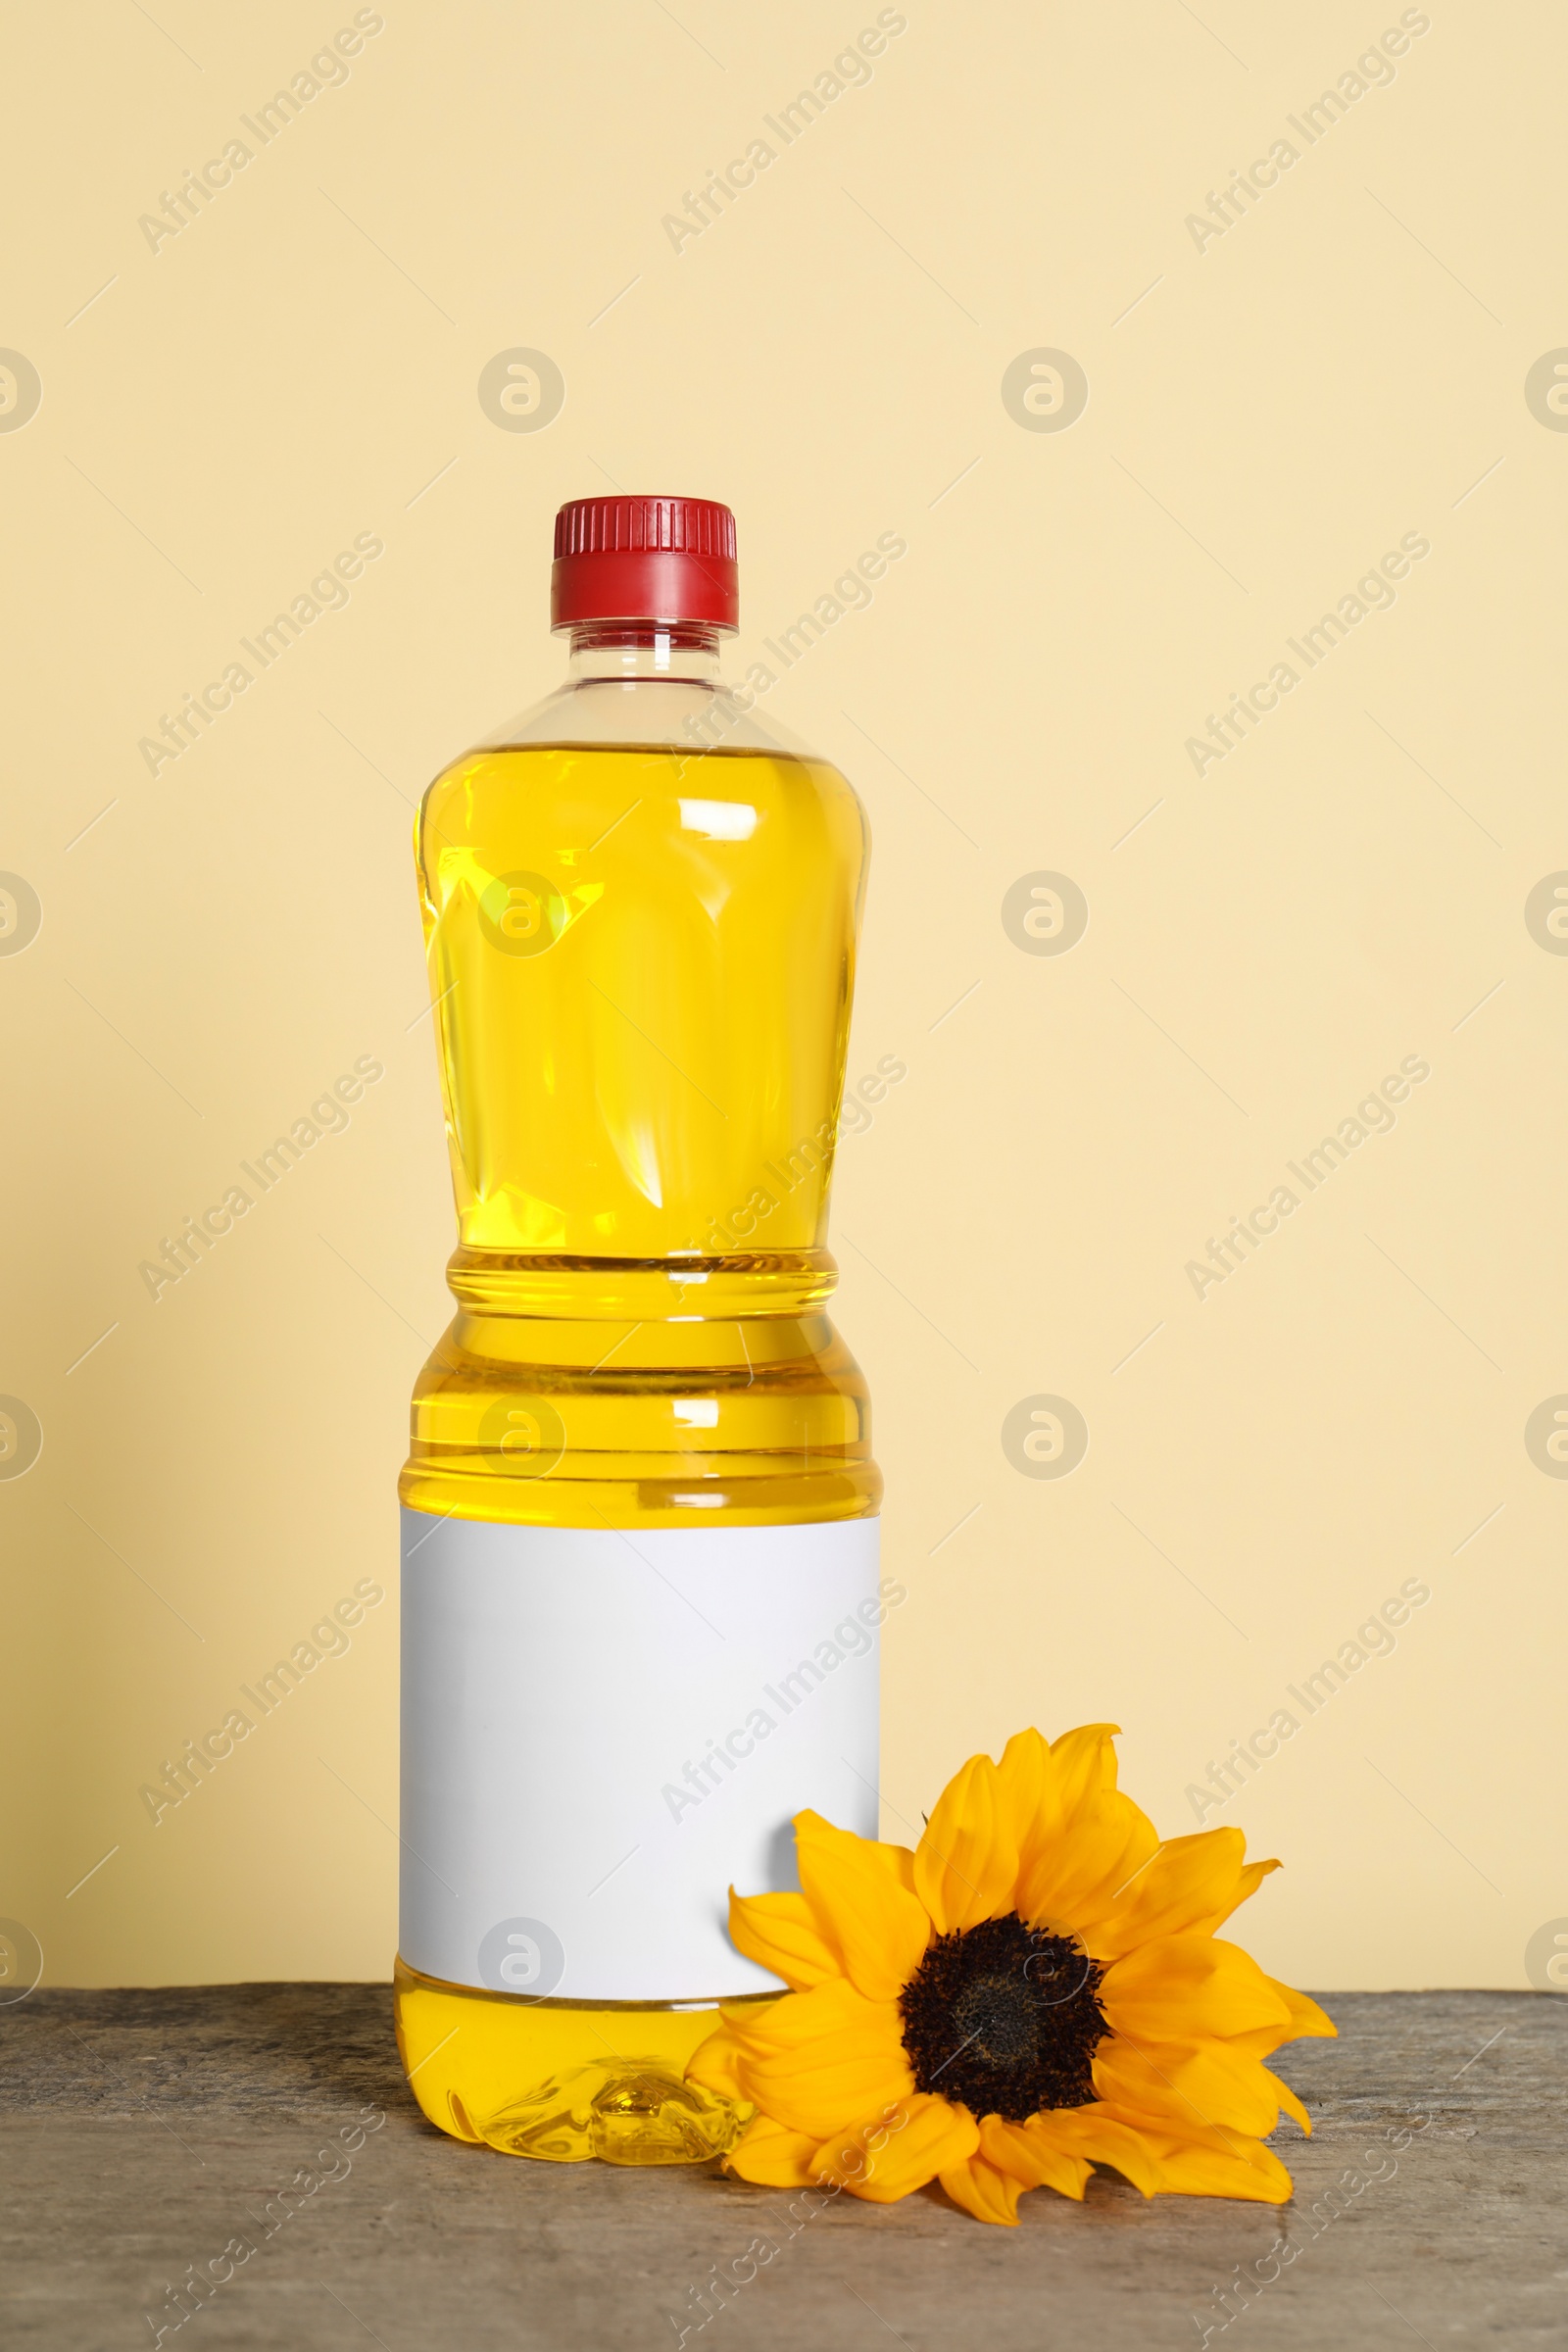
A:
[[687, 1723, 1335, 2225]]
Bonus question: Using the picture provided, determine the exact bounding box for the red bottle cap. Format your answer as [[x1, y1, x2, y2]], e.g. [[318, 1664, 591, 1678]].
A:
[[551, 496, 739, 632]]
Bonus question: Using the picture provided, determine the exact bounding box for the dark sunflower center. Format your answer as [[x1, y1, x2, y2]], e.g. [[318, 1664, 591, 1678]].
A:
[[953, 1972, 1040, 2069], [899, 1914, 1108, 2126]]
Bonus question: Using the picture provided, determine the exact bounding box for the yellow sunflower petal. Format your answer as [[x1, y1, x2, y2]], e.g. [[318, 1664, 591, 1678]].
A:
[[1019, 2104, 1163, 2197], [793, 1810, 931, 2001], [1119, 2117, 1296, 2203], [717, 1976, 867, 2053], [995, 1728, 1053, 1872], [1101, 1935, 1292, 2042], [1266, 1977, 1337, 2043], [744, 2040, 910, 2143], [978, 2115, 1092, 2200], [1262, 2066, 1312, 2134], [1026, 1797, 1162, 1931], [814, 2092, 979, 2202], [1016, 1726, 1162, 1930], [685, 2018, 748, 2101], [728, 1887, 843, 1990], [939, 2153, 1026, 2225], [725, 2113, 826, 2187], [913, 1752, 1019, 1934], [1221, 1979, 1335, 2075], [869, 1839, 920, 1897], [1092, 2034, 1290, 2140], [1047, 1721, 1123, 1816], [737, 1981, 913, 2140], [1075, 1829, 1280, 1960]]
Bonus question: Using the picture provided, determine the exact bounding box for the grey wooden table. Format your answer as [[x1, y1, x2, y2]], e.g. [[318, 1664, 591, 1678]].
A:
[[2, 1986, 1562, 2349]]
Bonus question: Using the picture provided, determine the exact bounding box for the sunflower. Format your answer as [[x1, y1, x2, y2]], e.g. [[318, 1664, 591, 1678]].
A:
[[686, 1724, 1334, 2225]]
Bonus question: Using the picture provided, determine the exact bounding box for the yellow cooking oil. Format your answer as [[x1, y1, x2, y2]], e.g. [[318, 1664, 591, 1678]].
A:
[[395, 732, 879, 2162]]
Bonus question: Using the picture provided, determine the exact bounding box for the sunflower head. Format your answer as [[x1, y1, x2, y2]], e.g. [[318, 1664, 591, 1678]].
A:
[[687, 1724, 1335, 2225], [899, 1914, 1107, 2121]]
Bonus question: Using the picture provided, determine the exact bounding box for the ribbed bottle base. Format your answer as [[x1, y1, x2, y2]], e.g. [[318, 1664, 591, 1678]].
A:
[[393, 1957, 775, 2164]]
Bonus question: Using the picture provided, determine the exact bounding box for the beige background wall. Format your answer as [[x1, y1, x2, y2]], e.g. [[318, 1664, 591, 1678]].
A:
[[3, 0, 1562, 1994]]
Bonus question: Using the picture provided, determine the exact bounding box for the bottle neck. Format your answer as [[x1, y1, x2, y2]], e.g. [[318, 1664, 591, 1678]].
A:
[[564, 622, 724, 684]]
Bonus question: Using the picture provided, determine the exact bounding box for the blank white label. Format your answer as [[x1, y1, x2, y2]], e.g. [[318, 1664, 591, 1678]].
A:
[[400, 1510, 882, 2000]]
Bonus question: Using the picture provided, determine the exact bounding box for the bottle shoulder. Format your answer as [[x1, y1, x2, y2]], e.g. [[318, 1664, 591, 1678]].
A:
[[416, 722, 867, 858], [460, 673, 830, 763]]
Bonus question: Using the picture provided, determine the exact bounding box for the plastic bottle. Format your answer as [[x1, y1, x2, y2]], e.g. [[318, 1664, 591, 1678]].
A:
[[394, 496, 884, 2164]]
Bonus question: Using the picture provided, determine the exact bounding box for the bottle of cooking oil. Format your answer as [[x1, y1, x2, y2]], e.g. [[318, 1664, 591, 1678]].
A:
[[394, 497, 885, 2164]]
